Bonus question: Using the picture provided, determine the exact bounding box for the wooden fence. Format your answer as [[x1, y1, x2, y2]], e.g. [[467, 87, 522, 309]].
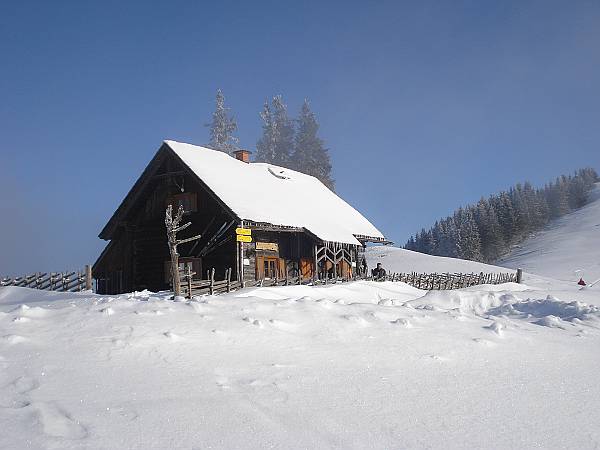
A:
[[0, 266, 93, 292], [366, 271, 518, 290], [179, 265, 521, 298]]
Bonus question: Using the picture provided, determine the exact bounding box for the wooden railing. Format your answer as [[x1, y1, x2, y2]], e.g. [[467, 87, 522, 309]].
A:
[[179, 266, 521, 298], [365, 271, 519, 290], [0, 266, 93, 292]]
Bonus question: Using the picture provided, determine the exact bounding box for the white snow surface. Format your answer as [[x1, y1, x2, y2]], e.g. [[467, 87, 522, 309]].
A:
[[367, 245, 514, 275], [2, 275, 600, 449], [166, 140, 384, 245], [498, 183, 600, 284]]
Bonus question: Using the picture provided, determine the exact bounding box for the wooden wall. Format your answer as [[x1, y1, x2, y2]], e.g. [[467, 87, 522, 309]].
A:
[[94, 153, 237, 294]]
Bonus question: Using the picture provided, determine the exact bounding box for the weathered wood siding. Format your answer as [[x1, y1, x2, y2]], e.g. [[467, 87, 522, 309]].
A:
[[94, 153, 237, 294]]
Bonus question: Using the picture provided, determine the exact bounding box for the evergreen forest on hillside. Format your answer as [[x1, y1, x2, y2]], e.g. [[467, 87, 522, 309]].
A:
[[404, 168, 599, 263]]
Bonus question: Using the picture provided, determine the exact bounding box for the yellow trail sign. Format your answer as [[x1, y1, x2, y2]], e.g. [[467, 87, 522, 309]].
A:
[[235, 227, 252, 236], [236, 234, 252, 243]]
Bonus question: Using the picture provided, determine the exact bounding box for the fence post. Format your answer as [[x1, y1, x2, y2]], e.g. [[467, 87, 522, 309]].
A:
[[209, 268, 215, 295], [85, 265, 93, 291], [185, 264, 193, 299], [227, 268, 231, 293], [516, 268, 522, 284]]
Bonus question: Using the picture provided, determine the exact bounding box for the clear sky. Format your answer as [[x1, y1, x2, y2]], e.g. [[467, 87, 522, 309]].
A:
[[1, 0, 599, 275]]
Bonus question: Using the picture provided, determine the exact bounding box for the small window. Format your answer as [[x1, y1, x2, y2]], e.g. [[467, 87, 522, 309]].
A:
[[166, 193, 197, 214], [262, 258, 278, 279]]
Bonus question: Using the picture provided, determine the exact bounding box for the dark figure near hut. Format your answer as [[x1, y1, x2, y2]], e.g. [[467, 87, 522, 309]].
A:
[[372, 263, 386, 280]]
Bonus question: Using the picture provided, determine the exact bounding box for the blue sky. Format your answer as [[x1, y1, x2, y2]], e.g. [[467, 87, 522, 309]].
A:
[[1, 0, 599, 275]]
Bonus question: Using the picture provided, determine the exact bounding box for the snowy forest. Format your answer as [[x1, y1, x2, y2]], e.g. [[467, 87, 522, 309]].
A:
[[205, 90, 334, 190], [405, 168, 599, 263]]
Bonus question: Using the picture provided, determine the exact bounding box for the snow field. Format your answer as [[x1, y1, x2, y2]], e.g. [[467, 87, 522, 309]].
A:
[[499, 183, 600, 283], [1, 280, 600, 449]]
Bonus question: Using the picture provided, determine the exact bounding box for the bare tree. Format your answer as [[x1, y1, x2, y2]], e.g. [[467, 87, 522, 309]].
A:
[[165, 204, 201, 298]]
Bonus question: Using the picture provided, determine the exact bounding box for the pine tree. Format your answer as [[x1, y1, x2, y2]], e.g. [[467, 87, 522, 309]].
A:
[[404, 168, 598, 262], [548, 177, 570, 218], [495, 192, 517, 245], [271, 95, 294, 166], [291, 99, 334, 190], [474, 198, 504, 262], [255, 101, 277, 163], [437, 217, 459, 258], [206, 89, 239, 154], [256, 95, 294, 167], [457, 208, 482, 261]]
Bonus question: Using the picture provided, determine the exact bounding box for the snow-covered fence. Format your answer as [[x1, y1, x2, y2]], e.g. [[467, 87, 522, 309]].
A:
[[368, 271, 518, 289], [0, 266, 93, 292], [179, 265, 520, 298]]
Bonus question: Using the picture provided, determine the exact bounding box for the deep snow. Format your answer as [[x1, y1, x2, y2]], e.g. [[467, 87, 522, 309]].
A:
[[1, 276, 600, 449]]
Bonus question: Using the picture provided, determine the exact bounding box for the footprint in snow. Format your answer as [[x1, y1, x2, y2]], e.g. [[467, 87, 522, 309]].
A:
[[340, 315, 370, 326], [10, 376, 40, 394], [243, 317, 263, 328], [390, 318, 412, 328], [486, 321, 505, 336], [134, 309, 164, 316], [100, 307, 115, 316], [163, 331, 182, 342], [0, 375, 40, 409], [378, 298, 395, 306], [33, 402, 88, 439], [12, 316, 32, 323], [424, 354, 447, 362]]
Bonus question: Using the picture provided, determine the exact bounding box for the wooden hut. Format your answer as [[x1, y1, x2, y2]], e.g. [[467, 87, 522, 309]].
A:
[[93, 141, 387, 294]]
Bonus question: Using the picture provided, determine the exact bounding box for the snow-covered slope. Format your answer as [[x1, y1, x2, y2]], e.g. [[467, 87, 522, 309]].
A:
[[498, 183, 600, 284], [2, 280, 600, 449], [367, 245, 513, 275]]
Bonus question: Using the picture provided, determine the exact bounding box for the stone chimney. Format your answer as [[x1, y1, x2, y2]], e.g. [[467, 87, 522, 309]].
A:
[[233, 149, 252, 163]]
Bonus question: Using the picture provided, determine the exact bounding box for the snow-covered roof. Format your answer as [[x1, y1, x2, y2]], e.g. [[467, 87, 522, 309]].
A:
[[166, 140, 385, 245]]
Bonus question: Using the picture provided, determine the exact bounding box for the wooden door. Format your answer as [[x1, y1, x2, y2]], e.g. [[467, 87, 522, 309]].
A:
[[300, 258, 314, 279]]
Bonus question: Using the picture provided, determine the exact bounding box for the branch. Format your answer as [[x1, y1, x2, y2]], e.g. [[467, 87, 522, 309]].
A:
[[173, 222, 191, 233], [177, 234, 202, 245]]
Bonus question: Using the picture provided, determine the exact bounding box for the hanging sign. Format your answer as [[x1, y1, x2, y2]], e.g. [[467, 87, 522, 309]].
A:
[[236, 227, 252, 236], [255, 242, 279, 252], [236, 234, 252, 243]]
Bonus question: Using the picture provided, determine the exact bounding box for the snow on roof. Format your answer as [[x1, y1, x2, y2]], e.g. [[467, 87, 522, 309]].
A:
[[165, 140, 385, 245]]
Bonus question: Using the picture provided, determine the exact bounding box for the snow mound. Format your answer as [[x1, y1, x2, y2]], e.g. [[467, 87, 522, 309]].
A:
[[488, 296, 599, 323], [410, 290, 503, 314]]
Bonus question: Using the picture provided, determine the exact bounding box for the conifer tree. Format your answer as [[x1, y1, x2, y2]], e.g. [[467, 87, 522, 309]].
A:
[[404, 168, 597, 262], [271, 95, 294, 167], [206, 89, 239, 154], [256, 95, 294, 167], [291, 99, 334, 190], [457, 208, 482, 261], [255, 101, 277, 163]]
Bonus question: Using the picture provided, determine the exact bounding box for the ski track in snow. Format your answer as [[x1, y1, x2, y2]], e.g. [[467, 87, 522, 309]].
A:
[[1, 277, 600, 449]]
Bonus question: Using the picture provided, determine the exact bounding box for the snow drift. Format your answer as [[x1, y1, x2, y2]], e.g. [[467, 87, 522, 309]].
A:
[[1, 278, 600, 449]]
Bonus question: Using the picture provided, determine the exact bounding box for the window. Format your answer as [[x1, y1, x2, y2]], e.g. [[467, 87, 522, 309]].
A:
[[264, 259, 277, 279], [166, 193, 197, 214]]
